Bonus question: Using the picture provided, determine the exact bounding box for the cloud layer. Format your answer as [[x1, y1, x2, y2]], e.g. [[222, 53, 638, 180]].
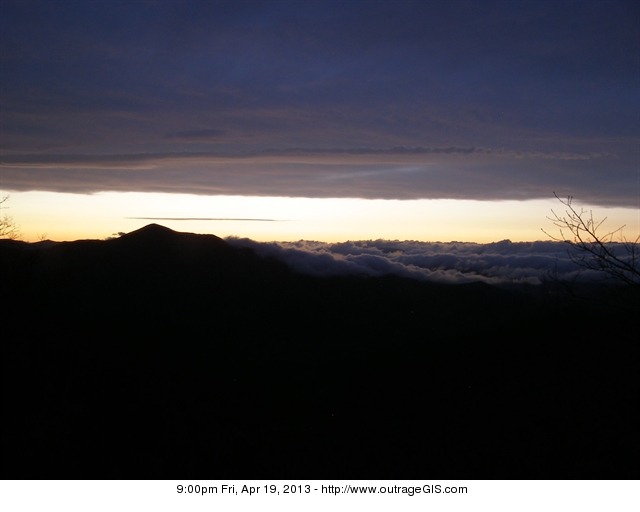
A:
[[226, 237, 635, 286], [1, 147, 636, 207], [1, 0, 638, 207]]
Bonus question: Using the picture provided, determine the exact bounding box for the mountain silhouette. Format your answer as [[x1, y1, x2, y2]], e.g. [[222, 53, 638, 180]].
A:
[[1, 225, 638, 479], [123, 222, 180, 238]]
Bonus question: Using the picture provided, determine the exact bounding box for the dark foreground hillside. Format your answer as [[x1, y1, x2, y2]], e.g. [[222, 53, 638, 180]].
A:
[[1, 225, 638, 479]]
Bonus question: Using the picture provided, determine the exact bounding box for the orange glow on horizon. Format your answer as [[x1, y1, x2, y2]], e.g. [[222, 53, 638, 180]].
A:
[[5, 191, 639, 245]]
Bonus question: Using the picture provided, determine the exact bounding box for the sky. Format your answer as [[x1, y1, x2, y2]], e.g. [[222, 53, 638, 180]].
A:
[[1, 0, 638, 243]]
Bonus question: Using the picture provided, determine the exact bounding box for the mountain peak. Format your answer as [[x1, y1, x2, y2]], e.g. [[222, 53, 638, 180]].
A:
[[116, 223, 227, 248], [126, 224, 177, 238]]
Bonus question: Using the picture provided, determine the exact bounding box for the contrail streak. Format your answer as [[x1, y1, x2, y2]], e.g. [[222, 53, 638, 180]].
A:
[[127, 217, 283, 222]]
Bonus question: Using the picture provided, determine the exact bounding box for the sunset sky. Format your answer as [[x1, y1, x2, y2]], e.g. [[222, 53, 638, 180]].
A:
[[1, 0, 638, 243]]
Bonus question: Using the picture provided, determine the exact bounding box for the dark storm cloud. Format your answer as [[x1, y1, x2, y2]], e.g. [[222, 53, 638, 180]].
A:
[[1, 0, 638, 206]]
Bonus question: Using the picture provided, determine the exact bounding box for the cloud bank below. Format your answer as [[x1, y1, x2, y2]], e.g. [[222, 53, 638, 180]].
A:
[[227, 237, 633, 287]]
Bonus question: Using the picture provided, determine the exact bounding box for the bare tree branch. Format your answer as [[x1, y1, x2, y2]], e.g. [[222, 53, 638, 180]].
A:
[[0, 195, 21, 240], [542, 193, 640, 286]]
